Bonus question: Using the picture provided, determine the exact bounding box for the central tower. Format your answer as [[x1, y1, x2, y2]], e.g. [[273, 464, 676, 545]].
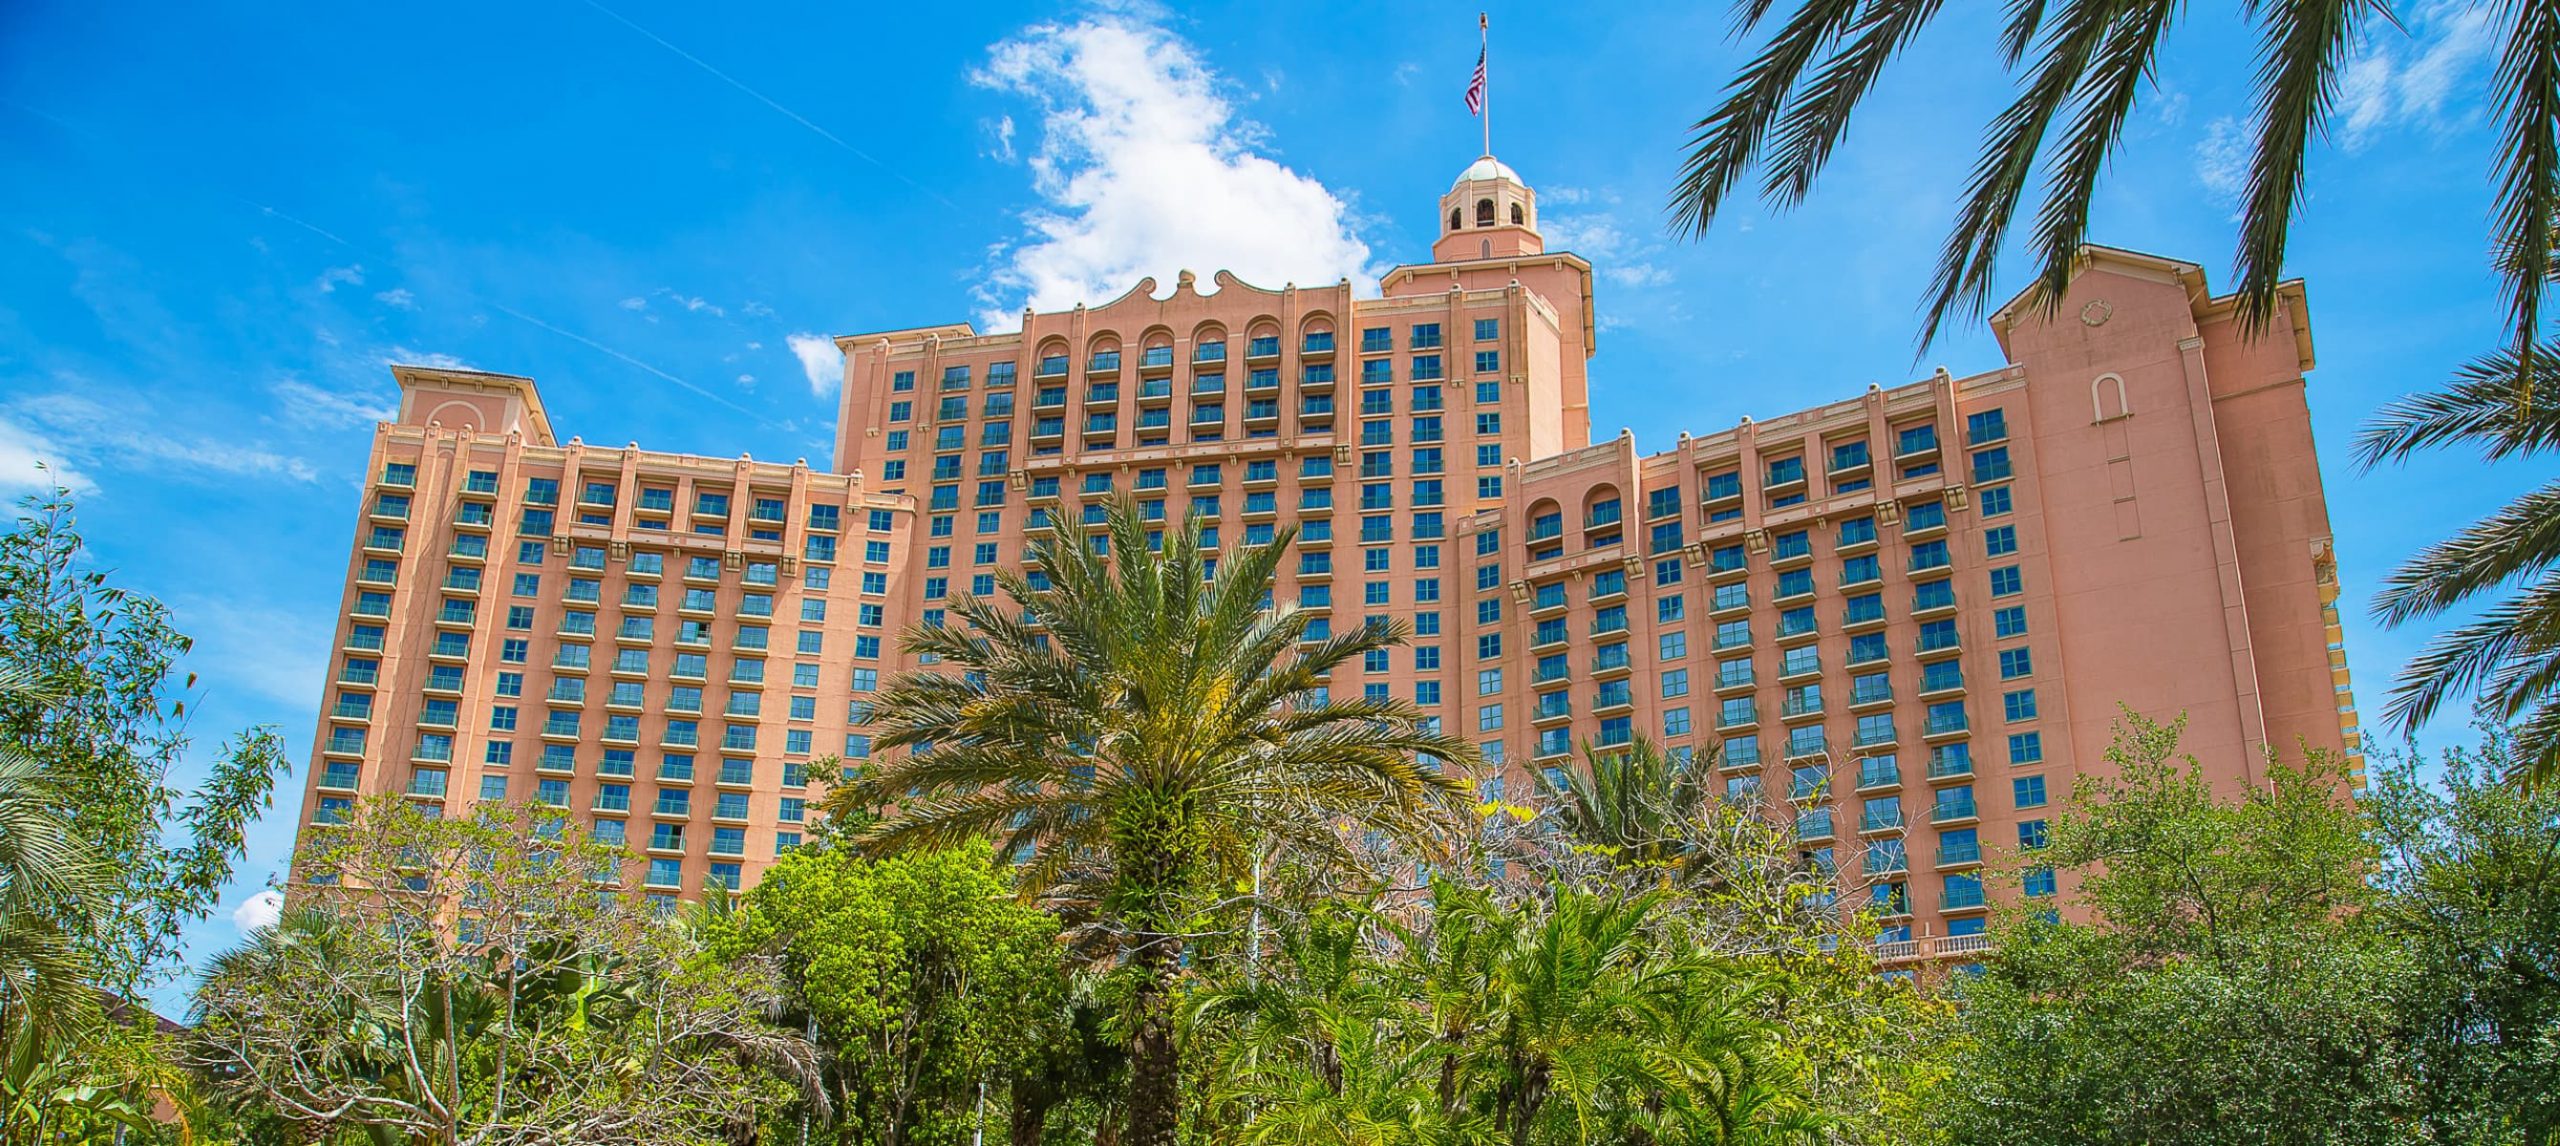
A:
[[1434, 155, 1545, 263], [1388, 154, 1592, 449]]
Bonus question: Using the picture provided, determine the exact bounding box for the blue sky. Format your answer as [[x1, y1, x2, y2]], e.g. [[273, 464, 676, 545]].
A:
[[0, 0, 2532, 991]]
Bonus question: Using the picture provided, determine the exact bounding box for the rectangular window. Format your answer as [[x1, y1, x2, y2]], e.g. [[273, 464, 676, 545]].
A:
[[2003, 689, 2038, 722], [1994, 605, 2028, 639], [1989, 566, 2023, 597], [1998, 647, 2033, 680], [2009, 731, 2045, 764], [2013, 774, 2048, 808]]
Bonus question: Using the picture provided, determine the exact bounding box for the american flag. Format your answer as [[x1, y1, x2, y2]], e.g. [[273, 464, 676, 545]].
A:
[[1465, 42, 1487, 115]]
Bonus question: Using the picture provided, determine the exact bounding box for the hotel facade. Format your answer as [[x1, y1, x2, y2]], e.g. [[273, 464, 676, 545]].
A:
[[294, 156, 2362, 962]]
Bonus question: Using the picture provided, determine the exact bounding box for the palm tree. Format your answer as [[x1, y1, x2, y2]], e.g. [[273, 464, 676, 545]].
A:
[[1531, 737, 1714, 877], [1464, 889, 1691, 1146], [2360, 358, 2560, 786], [0, 660, 99, 1043], [841, 498, 1474, 1146], [1670, 0, 2560, 363]]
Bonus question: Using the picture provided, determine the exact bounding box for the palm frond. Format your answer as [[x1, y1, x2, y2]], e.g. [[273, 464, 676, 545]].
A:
[[1669, 0, 1868, 239], [2490, 0, 2560, 378], [2373, 481, 2560, 625], [2231, 0, 2394, 333], [2355, 344, 2560, 468]]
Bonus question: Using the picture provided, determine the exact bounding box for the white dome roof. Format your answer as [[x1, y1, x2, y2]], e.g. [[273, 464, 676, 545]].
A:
[[1453, 156, 1522, 187]]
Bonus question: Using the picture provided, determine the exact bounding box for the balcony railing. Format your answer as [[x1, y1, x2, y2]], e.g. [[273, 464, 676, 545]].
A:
[[1870, 932, 1995, 965]]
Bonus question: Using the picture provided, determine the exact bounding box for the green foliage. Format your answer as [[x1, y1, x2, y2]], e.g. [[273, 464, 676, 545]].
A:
[[188, 796, 820, 1145], [718, 841, 1073, 1146], [0, 489, 291, 1141], [1941, 715, 2407, 1145], [839, 497, 1473, 1146], [2368, 731, 2560, 1144], [0, 489, 288, 996], [1185, 878, 1936, 1146]]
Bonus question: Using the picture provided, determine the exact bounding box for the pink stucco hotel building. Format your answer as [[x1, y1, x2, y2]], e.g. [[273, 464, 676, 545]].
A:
[[293, 156, 2362, 964]]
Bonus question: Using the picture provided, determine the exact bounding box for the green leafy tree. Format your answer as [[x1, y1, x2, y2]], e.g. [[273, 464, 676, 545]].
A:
[[188, 797, 820, 1145], [717, 841, 1072, 1146], [2368, 731, 2560, 1143], [0, 489, 288, 995], [837, 498, 1472, 1146], [1940, 714, 2406, 1145], [1667, 0, 2558, 360]]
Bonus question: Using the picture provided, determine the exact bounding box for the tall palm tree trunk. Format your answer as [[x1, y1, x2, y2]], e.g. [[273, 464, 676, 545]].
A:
[[1121, 936, 1182, 1146]]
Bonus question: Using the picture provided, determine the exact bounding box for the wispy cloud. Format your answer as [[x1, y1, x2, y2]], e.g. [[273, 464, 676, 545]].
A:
[[170, 592, 333, 708], [663, 290, 725, 317], [970, 12, 1380, 329], [0, 413, 86, 495], [618, 296, 648, 311], [272, 376, 397, 430], [373, 287, 416, 309], [787, 333, 840, 397], [2194, 116, 2250, 212], [2339, 1, 2496, 150], [8, 389, 321, 484], [1543, 189, 1680, 298], [1604, 263, 1674, 288], [315, 264, 364, 293], [578, 0, 958, 209], [390, 347, 475, 371]]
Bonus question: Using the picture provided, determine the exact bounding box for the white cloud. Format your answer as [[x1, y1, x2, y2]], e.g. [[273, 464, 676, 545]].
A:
[[2194, 116, 2250, 211], [619, 296, 648, 311], [970, 13, 1380, 329], [272, 377, 397, 430], [741, 301, 775, 319], [987, 114, 1019, 161], [231, 889, 283, 933], [315, 264, 364, 293], [373, 287, 416, 309], [10, 390, 321, 484], [0, 413, 86, 495], [737, 373, 756, 386], [787, 333, 841, 397], [2339, 1, 2496, 151]]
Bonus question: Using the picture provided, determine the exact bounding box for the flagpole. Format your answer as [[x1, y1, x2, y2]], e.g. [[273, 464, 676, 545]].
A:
[[1480, 12, 1491, 157]]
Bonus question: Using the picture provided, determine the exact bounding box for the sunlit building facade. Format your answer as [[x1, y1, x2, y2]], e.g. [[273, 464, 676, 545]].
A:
[[295, 156, 2361, 964]]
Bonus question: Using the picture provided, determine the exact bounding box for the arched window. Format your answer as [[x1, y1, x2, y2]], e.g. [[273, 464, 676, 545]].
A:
[[2092, 372, 2132, 422], [1448, 208, 1462, 232], [1510, 203, 1525, 225], [1476, 198, 1496, 226]]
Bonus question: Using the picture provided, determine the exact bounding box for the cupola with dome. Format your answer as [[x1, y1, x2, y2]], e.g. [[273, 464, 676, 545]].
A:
[[1433, 153, 1543, 262]]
